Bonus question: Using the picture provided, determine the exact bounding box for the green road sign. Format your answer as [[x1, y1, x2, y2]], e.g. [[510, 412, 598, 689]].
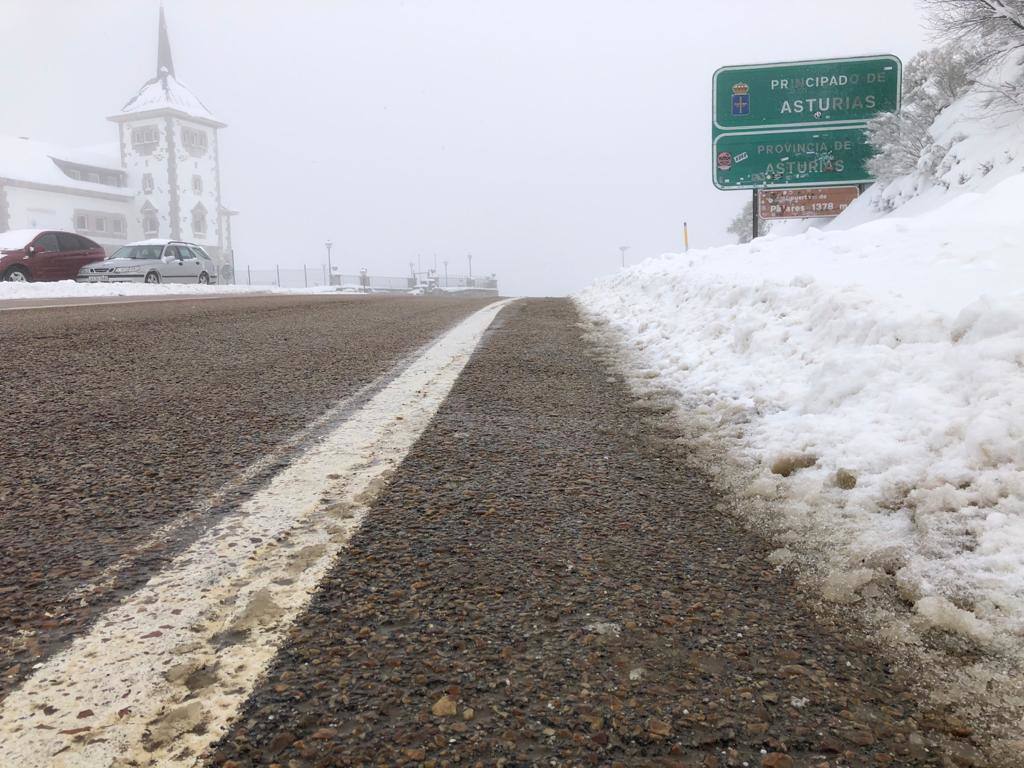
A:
[[714, 55, 901, 131], [713, 126, 874, 190]]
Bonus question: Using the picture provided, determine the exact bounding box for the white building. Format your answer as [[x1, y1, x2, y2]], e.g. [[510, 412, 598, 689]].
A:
[[0, 9, 235, 269]]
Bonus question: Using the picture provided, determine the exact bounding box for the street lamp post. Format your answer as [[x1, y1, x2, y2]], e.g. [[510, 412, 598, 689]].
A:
[[467, 253, 473, 286], [325, 240, 333, 286], [619, 245, 630, 268], [443, 260, 448, 288]]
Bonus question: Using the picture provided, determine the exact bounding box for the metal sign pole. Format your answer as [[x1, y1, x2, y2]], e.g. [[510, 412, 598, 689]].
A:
[[752, 189, 760, 240]]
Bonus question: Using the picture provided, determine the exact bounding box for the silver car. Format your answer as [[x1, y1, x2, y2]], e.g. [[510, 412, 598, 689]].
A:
[[77, 239, 218, 284]]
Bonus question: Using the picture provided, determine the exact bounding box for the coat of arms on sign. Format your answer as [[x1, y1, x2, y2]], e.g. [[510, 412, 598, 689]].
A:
[[731, 83, 750, 116]]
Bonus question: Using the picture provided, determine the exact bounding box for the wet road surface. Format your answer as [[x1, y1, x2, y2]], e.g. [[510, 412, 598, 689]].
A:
[[0, 295, 491, 698], [209, 300, 984, 767]]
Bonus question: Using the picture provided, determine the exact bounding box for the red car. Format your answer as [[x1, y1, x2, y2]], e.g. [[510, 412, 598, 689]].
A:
[[0, 229, 106, 283]]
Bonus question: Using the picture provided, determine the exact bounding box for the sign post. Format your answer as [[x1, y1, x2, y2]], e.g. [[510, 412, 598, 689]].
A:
[[752, 190, 760, 240]]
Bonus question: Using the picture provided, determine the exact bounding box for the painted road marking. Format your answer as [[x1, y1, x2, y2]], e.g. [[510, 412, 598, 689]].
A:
[[0, 299, 512, 767]]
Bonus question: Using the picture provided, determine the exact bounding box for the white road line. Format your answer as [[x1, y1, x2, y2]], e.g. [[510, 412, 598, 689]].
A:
[[0, 299, 512, 767], [64, 328, 425, 611]]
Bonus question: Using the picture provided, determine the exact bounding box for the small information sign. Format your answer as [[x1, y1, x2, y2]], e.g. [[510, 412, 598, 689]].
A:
[[758, 186, 861, 219]]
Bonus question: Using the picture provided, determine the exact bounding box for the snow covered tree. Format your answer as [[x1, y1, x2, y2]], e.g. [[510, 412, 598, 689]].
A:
[[866, 44, 981, 182], [727, 200, 754, 244], [922, 0, 1024, 48], [920, 0, 1024, 105]]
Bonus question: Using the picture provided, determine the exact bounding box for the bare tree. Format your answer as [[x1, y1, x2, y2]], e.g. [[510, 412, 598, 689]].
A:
[[726, 200, 754, 244], [922, 0, 1024, 49]]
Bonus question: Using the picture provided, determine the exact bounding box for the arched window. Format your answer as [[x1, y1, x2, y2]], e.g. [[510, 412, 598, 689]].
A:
[[191, 203, 207, 237], [141, 201, 159, 237]]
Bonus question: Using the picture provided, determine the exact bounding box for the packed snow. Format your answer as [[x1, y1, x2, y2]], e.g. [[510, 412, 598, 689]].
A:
[[0, 281, 342, 301], [579, 174, 1024, 649]]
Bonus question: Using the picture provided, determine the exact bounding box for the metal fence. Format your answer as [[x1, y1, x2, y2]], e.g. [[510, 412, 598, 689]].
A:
[[229, 265, 497, 293]]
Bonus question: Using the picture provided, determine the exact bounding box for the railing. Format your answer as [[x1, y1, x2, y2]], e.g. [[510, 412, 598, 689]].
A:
[[227, 265, 498, 293]]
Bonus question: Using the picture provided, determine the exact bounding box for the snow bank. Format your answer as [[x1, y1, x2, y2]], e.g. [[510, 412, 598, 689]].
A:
[[578, 173, 1024, 647], [0, 281, 341, 301]]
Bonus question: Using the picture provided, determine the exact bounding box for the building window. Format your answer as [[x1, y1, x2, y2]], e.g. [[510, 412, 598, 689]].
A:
[[141, 201, 159, 237], [192, 175, 203, 194], [131, 125, 159, 146], [142, 173, 154, 193], [181, 127, 208, 155], [67, 169, 81, 180], [131, 125, 159, 156], [191, 203, 207, 237], [73, 210, 127, 238]]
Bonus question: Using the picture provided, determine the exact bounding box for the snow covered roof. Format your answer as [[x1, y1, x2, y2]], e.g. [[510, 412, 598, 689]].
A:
[[0, 135, 132, 198], [111, 10, 224, 127], [59, 142, 122, 169], [0, 229, 45, 251], [113, 71, 224, 127]]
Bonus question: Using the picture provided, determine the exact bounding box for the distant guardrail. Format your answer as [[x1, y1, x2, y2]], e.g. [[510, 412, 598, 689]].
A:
[[229, 265, 498, 293]]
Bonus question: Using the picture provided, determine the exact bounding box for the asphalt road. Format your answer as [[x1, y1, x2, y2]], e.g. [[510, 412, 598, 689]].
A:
[[0, 294, 491, 698], [0, 296, 999, 766], [210, 299, 985, 768]]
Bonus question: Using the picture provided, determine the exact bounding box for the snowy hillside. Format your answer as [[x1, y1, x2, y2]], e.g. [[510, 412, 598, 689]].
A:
[[578, 78, 1024, 651]]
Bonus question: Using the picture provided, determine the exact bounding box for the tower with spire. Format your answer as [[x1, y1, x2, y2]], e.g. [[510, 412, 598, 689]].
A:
[[108, 7, 233, 266]]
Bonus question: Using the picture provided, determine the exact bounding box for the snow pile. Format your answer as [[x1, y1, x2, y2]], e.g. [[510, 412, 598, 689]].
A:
[[578, 173, 1024, 647], [0, 281, 342, 301]]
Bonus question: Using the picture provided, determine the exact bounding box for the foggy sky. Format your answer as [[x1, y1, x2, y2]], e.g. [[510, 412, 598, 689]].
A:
[[0, 0, 929, 296]]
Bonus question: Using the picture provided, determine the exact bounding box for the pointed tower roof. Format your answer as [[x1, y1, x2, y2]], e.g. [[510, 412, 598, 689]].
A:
[[109, 8, 225, 127], [156, 6, 175, 79]]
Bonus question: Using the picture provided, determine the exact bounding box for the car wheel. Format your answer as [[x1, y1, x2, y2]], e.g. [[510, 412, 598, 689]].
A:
[[144, 271, 161, 284], [198, 272, 210, 285], [2, 266, 31, 283]]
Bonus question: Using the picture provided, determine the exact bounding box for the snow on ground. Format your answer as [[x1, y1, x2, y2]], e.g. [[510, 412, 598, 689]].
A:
[[0, 281, 342, 301], [578, 172, 1024, 650]]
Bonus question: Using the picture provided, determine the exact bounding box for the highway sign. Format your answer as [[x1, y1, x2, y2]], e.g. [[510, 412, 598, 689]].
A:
[[713, 126, 873, 189], [713, 55, 901, 132], [758, 186, 860, 219]]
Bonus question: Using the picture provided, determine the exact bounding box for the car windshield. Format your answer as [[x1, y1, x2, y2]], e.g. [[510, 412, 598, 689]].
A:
[[107, 245, 163, 260]]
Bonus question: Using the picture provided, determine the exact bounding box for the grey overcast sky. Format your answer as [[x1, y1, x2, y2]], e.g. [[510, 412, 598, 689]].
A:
[[0, 0, 929, 295]]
